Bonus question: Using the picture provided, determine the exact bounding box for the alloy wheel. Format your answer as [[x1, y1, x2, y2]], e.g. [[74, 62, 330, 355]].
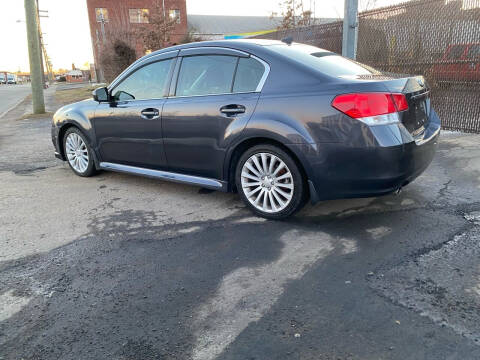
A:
[[240, 152, 294, 213], [65, 132, 89, 174]]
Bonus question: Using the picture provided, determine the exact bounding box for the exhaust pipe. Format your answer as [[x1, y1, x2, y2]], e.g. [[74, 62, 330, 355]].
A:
[[395, 187, 402, 195]]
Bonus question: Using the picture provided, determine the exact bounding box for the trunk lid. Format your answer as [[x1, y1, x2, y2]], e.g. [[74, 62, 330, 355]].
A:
[[380, 76, 431, 137]]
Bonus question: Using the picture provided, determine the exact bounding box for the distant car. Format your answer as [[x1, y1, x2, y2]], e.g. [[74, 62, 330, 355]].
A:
[[429, 43, 480, 83], [6, 74, 17, 84], [51, 40, 440, 219]]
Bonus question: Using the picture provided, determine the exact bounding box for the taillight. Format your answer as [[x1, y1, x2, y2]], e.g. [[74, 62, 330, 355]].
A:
[[391, 94, 408, 111], [332, 93, 408, 126]]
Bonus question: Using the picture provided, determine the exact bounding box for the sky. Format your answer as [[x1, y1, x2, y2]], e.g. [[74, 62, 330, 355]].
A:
[[0, 0, 399, 72]]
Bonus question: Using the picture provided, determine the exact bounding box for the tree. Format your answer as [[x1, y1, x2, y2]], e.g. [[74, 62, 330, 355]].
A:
[[271, 0, 314, 30], [179, 28, 203, 44], [135, 3, 177, 52], [99, 29, 137, 82]]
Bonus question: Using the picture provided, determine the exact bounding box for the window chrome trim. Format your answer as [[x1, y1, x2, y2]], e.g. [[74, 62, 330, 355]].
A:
[[170, 53, 270, 99], [251, 55, 270, 93], [108, 47, 271, 101], [100, 162, 224, 189], [169, 90, 260, 99]]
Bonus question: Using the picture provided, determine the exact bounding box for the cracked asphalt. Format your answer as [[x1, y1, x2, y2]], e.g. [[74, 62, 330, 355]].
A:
[[1, 93, 480, 360]]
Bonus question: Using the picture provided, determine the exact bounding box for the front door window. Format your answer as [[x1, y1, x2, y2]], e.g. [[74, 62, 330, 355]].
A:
[[112, 59, 173, 101]]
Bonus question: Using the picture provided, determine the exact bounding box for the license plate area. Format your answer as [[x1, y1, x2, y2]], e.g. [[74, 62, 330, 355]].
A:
[[403, 92, 430, 134], [413, 99, 427, 128]]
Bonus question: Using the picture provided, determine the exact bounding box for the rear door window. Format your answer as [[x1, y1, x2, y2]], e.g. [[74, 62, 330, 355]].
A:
[[176, 55, 238, 96], [233, 57, 265, 93]]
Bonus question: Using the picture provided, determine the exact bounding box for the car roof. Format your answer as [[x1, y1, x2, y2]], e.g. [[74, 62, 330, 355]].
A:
[[140, 39, 332, 66], [144, 39, 285, 59]]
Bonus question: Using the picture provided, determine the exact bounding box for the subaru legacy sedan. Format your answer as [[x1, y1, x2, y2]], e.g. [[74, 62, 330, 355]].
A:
[[51, 39, 440, 219]]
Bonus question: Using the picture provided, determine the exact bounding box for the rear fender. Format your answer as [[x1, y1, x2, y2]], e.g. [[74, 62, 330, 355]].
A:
[[224, 118, 320, 188]]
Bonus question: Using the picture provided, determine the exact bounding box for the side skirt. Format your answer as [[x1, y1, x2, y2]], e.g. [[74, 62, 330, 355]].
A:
[[99, 162, 227, 191]]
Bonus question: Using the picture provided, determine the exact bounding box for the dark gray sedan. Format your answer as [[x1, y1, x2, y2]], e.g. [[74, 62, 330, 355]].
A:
[[51, 39, 440, 219]]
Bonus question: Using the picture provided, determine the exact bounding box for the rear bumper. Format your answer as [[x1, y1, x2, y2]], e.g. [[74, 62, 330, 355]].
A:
[[313, 133, 438, 201], [298, 110, 441, 202]]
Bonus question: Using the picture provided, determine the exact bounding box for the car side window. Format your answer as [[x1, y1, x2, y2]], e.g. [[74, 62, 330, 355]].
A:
[[467, 44, 480, 60], [233, 57, 265, 93], [446, 45, 466, 60], [176, 55, 237, 97], [112, 58, 173, 101]]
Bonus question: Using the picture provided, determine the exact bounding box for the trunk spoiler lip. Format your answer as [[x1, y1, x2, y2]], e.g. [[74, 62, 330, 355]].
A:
[[409, 89, 430, 100]]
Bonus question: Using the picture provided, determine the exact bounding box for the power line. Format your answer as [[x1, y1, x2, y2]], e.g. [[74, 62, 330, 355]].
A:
[[36, 0, 53, 81]]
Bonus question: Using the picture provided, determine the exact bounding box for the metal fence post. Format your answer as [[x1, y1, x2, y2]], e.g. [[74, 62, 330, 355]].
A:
[[342, 0, 358, 59], [24, 0, 45, 114]]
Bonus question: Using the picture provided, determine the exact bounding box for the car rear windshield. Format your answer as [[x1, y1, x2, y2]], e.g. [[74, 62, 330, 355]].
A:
[[268, 43, 378, 77]]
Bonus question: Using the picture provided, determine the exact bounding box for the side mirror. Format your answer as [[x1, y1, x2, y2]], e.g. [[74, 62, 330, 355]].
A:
[[92, 87, 109, 102]]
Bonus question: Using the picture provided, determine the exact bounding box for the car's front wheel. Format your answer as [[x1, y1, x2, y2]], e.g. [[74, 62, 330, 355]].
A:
[[63, 127, 96, 177], [235, 144, 307, 219]]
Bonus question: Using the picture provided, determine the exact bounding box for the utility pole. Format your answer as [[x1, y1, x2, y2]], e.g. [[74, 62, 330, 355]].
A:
[[36, 0, 45, 86], [292, 0, 296, 26], [342, 0, 358, 59], [162, 0, 167, 43], [24, 0, 45, 114], [36, 0, 53, 83], [99, 12, 106, 43], [98, 12, 107, 82], [313, 0, 316, 24]]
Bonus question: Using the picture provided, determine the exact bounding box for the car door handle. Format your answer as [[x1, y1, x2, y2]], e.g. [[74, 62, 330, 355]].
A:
[[220, 104, 246, 116], [141, 108, 160, 119]]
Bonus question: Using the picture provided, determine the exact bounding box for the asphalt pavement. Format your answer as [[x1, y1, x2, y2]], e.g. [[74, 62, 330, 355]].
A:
[[0, 93, 480, 360], [0, 84, 31, 118]]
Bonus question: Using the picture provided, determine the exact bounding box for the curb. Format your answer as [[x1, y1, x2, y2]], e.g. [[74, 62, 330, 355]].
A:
[[0, 95, 30, 119]]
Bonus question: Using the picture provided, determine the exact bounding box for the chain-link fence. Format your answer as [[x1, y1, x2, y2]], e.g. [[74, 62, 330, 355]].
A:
[[255, 0, 480, 133]]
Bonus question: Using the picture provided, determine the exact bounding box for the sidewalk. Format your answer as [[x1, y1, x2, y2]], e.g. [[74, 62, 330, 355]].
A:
[[23, 84, 58, 116]]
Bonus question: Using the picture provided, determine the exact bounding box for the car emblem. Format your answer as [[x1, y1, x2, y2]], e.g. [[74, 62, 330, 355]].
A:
[[417, 77, 424, 87]]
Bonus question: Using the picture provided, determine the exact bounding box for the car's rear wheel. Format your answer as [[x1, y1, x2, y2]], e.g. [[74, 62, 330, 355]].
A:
[[63, 127, 96, 177], [235, 144, 307, 219]]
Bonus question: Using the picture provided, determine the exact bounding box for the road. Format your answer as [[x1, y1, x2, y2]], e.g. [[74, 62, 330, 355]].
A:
[[0, 97, 480, 360], [0, 84, 31, 118]]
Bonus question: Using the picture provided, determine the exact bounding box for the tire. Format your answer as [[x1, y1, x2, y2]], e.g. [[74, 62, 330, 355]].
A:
[[235, 144, 307, 219], [63, 127, 96, 177]]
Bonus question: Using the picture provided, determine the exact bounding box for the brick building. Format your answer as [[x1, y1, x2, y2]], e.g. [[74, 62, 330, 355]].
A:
[[86, 0, 187, 81], [65, 70, 87, 83]]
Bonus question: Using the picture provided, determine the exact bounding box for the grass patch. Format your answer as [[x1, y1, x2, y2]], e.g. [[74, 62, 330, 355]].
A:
[[55, 85, 96, 105]]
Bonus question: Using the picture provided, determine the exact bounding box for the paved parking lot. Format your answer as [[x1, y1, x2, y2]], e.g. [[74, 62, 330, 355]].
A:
[[1, 96, 480, 359]]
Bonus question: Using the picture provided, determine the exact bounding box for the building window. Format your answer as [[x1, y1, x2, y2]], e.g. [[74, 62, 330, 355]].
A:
[[95, 8, 109, 22], [169, 9, 181, 24], [129, 9, 149, 23]]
